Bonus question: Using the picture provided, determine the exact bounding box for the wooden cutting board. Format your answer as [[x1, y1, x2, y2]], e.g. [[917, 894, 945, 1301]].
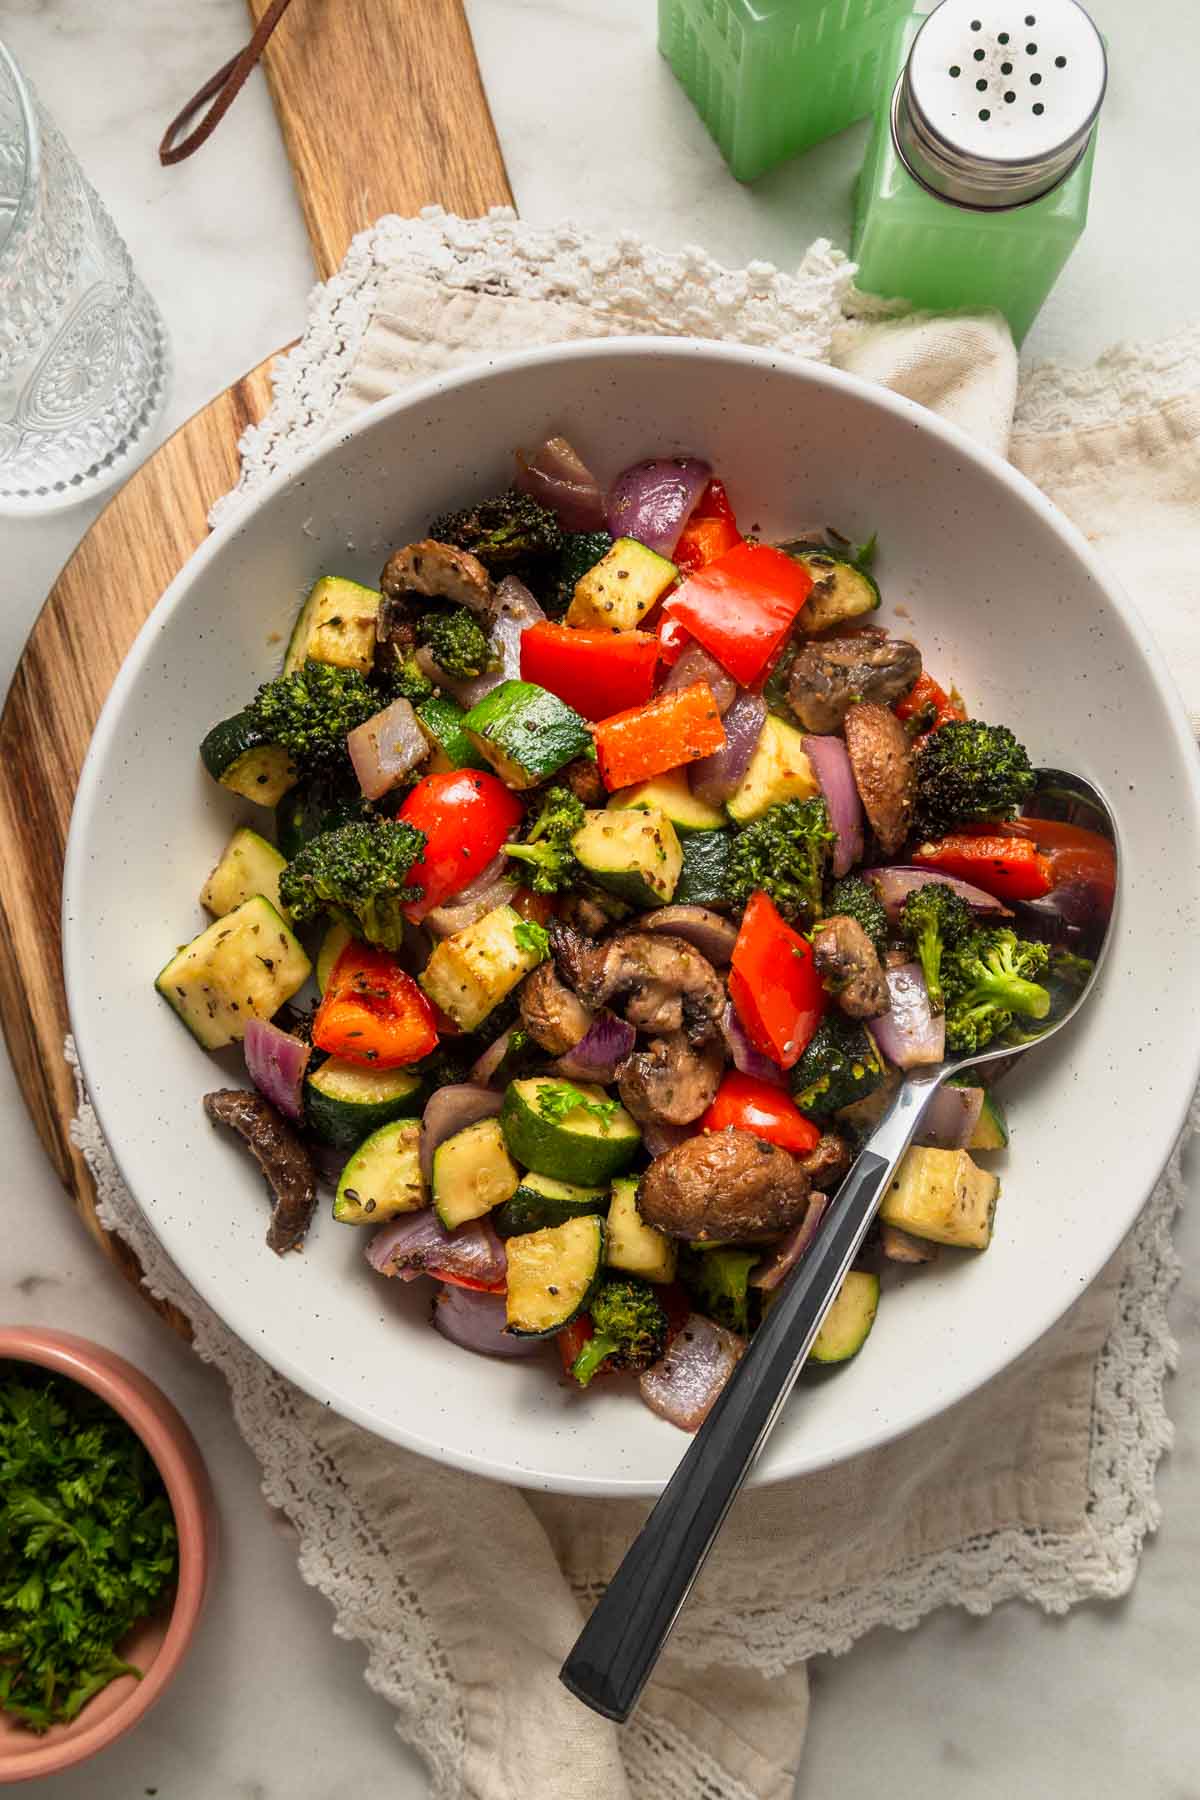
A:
[[0, 0, 512, 1333]]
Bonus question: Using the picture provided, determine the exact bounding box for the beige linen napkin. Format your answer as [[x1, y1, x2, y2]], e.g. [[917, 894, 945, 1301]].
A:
[[74, 211, 1199, 1800]]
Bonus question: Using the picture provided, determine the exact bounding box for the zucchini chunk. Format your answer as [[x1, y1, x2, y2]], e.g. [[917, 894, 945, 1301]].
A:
[[432, 1118, 520, 1230], [791, 551, 881, 634], [968, 1089, 1009, 1151], [462, 680, 592, 789], [725, 714, 819, 823], [419, 903, 548, 1032], [673, 828, 734, 907], [605, 1176, 677, 1284], [566, 537, 677, 632], [316, 920, 355, 993], [810, 1270, 880, 1363], [792, 1015, 888, 1119], [283, 575, 381, 676], [571, 806, 682, 908], [334, 1118, 424, 1224], [607, 766, 725, 834], [501, 1077, 642, 1186], [199, 827, 287, 918], [494, 1172, 608, 1238], [504, 1215, 606, 1337], [200, 710, 298, 807], [305, 1058, 423, 1151], [881, 1146, 999, 1250], [154, 896, 311, 1049], [415, 694, 487, 773]]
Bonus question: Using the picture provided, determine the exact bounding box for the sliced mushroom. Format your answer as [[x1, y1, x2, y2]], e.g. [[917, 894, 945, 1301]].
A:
[[638, 1127, 812, 1242], [640, 905, 738, 966], [556, 892, 612, 938], [380, 539, 494, 617], [519, 960, 594, 1055], [550, 924, 726, 1046], [618, 1031, 724, 1127], [811, 915, 891, 1019], [558, 756, 606, 807], [843, 702, 916, 856], [203, 1088, 317, 1256], [787, 635, 922, 735], [799, 1131, 854, 1192]]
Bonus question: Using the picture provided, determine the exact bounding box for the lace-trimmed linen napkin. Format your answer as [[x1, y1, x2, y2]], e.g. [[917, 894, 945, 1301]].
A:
[[72, 209, 1200, 1800]]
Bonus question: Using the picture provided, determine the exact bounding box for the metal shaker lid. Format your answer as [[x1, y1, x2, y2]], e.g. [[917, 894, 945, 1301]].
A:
[[892, 0, 1107, 210]]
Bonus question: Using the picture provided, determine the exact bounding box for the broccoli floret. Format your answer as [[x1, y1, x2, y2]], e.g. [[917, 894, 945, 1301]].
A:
[[570, 1278, 669, 1388], [428, 488, 563, 572], [899, 883, 974, 1014], [942, 927, 1051, 1053], [824, 875, 890, 956], [378, 653, 434, 705], [501, 785, 586, 894], [278, 820, 426, 953], [913, 720, 1036, 839], [250, 662, 381, 770], [545, 530, 613, 618], [679, 1247, 760, 1336], [415, 607, 495, 681], [726, 798, 835, 923]]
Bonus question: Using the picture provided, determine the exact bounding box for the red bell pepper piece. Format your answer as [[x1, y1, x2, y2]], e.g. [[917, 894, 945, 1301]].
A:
[[519, 622, 658, 721], [894, 671, 967, 732], [313, 941, 439, 1068], [987, 818, 1116, 906], [673, 478, 742, 576], [657, 613, 691, 668], [663, 542, 813, 686], [911, 833, 1054, 904], [432, 1269, 507, 1295], [592, 680, 726, 791], [729, 891, 826, 1070], [557, 1314, 594, 1377], [396, 769, 524, 922], [700, 1071, 821, 1154]]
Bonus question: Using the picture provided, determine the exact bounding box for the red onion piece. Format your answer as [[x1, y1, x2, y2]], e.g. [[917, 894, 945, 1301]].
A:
[[916, 1083, 984, 1150], [750, 1193, 830, 1291], [638, 1315, 745, 1432], [423, 852, 517, 938], [663, 642, 737, 715], [432, 1284, 540, 1359], [491, 575, 546, 683], [606, 457, 711, 558], [641, 1118, 697, 1158], [366, 1211, 507, 1287], [419, 1084, 504, 1183], [242, 1019, 310, 1122], [689, 691, 765, 809], [515, 436, 606, 532], [642, 906, 738, 966], [720, 1002, 787, 1087], [470, 1027, 515, 1088], [871, 963, 945, 1068], [802, 735, 864, 879], [863, 866, 1014, 923], [553, 1012, 636, 1083], [347, 697, 429, 801]]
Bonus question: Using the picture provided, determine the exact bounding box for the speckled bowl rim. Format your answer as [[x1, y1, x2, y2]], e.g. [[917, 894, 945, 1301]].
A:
[[0, 1328, 213, 1782]]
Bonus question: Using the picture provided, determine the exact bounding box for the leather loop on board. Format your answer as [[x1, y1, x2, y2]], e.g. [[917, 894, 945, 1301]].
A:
[[159, 0, 298, 164]]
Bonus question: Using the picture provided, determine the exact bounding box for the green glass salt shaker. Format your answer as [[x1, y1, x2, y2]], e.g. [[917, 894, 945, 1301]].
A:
[[852, 0, 1106, 342], [659, 0, 915, 183]]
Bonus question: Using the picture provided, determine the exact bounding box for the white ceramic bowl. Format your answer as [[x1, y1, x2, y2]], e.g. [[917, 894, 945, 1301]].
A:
[[63, 340, 1200, 1496]]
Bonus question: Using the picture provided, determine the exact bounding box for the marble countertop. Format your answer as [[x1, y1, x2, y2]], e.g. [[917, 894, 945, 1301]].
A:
[[2, 2, 1198, 1794]]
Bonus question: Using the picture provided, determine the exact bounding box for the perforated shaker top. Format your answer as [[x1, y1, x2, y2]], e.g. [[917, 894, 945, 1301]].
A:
[[893, 0, 1107, 209]]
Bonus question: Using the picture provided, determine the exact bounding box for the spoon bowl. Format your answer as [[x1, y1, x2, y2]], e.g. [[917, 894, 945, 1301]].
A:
[[563, 767, 1118, 1722]]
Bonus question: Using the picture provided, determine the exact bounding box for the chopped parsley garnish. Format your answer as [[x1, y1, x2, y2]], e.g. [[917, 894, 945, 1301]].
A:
[[535, 1080, 617, 1134], [512, 917, 550, 960]]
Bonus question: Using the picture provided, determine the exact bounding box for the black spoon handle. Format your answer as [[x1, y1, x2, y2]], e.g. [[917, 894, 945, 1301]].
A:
[[560, 1073, 940, 1724]]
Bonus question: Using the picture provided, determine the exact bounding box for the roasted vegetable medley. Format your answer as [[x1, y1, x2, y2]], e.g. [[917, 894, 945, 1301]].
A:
[[161, 435, 1114, 1433]]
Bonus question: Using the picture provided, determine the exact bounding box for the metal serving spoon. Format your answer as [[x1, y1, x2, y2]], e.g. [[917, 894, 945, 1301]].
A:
[[561, 769, 1117, 1722]]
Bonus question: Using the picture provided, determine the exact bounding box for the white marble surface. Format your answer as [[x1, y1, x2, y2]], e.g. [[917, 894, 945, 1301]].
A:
[[1, 1, 1198, 1794]]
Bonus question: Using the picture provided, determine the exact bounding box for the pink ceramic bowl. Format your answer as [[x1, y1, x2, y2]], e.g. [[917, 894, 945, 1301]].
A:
[[0, 1328, 214, 1784]]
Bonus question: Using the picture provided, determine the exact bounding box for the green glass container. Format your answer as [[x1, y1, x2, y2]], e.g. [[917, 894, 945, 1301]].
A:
[[658, 0, 915, 183], [852, 0, 1106, 343]]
